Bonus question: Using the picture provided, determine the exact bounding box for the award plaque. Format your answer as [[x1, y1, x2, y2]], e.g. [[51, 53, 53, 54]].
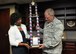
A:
[[65, 19, 76, 30], [31, 37, 40, 47]]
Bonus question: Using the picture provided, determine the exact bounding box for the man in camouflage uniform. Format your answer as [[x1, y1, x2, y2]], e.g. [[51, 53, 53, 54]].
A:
[[39, 8, 64, 54]]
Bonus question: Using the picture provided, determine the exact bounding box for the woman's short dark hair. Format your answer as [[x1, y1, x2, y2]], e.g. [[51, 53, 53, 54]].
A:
[[10, 13, 22, 26]]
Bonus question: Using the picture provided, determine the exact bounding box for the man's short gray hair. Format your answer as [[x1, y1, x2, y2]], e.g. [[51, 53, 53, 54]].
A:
[[45, 8, 55, 16]]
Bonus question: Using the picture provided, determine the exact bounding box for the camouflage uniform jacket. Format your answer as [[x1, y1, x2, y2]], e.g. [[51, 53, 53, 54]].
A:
[[41, 18, 64, 54]]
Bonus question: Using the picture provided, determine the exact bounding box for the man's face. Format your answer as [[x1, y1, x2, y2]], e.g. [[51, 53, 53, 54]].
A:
[[44, 12, 54, 23]]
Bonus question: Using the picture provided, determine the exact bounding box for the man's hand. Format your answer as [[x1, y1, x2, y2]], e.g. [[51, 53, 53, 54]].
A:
[[39, 44, 45, 49]]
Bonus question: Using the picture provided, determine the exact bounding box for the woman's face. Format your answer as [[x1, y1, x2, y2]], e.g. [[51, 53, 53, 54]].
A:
[[16, 18, 22, 25]]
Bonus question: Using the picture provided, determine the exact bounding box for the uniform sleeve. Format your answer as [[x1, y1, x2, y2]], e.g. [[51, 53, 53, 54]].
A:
[[8, 28, 20, 46], [39, 27, 44, 33], [44, 23, 64, 48]]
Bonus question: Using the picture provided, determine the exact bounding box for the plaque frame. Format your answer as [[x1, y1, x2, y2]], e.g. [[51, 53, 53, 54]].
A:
[[31, 36, 40, 48]]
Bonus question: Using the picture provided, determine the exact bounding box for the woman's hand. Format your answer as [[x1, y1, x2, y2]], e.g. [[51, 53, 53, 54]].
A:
[[18, 42, 30, 49], [24, 43, 30, 49]]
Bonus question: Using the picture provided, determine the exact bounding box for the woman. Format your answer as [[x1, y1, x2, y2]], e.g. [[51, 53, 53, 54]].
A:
[[8, 13, 30, 54]]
